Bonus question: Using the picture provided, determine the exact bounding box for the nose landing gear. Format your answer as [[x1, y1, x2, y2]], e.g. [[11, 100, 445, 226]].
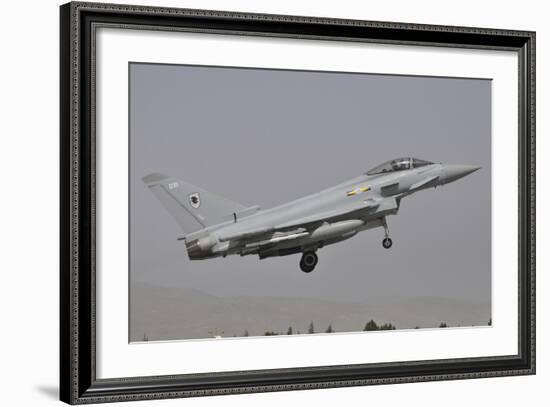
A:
[[300, 251, 318, 273], [382, 217, 393, 249]]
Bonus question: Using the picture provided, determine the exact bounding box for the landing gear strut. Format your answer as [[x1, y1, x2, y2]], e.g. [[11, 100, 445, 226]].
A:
[[300, 251, 318, 273], [382, 217, 393, 249]]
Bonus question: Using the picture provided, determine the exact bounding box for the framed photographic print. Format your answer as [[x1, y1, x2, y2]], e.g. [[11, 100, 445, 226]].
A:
[[60, 1, 536, 404]]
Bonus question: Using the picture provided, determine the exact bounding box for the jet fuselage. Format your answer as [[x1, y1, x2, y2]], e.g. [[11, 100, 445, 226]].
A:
[[181, 161, 479, 269]]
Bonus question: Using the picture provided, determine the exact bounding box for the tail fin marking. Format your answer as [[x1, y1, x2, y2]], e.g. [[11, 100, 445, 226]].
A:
[[142, 173, 248, 234]]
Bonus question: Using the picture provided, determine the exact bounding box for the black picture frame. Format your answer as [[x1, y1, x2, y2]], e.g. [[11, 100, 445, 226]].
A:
[[60, 1, 536, 404]]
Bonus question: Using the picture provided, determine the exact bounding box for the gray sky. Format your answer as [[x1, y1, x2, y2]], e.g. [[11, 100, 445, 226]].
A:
[[129, 62, 491, 305]]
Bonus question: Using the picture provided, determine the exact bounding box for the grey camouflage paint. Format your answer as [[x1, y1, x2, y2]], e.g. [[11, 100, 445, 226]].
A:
[[143, 159, 479, 272]]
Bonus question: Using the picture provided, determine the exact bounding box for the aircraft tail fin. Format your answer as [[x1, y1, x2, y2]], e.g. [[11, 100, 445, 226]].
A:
[[142, 173, 248, 234]]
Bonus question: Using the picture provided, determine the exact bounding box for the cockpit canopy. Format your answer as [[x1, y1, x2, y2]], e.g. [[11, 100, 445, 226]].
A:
[[366, 157, 434, 176]]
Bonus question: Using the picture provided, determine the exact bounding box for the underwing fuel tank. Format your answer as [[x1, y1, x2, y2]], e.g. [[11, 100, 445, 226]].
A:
[[308, 219, 364, 242], [257, 219, 364, 260]]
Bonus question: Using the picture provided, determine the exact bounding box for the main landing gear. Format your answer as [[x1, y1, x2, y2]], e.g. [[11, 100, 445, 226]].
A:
[[300, 251, 318, 273], [382, 217, 393, 249]]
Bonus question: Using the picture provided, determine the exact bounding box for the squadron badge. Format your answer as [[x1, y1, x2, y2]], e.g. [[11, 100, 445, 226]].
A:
[[188, 192, 201, 209]]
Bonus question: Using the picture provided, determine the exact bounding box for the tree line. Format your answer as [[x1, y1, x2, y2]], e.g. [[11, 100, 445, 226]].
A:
[[260, 319, 398, 336], [139, 318, 492, 341]]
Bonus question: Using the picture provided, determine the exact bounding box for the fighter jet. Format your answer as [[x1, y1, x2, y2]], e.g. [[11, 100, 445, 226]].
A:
[[143, 158, 479, 273]]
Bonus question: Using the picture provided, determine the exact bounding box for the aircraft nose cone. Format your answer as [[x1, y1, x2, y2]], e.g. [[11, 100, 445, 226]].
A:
[[442, 164, 480, 184]]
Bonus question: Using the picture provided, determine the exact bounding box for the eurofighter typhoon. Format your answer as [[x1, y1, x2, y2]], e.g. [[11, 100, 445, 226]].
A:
[[143, 158, 479, 273]]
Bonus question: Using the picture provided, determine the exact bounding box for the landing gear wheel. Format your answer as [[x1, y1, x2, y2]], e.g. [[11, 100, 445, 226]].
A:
[[300, 251, 318, 273], [381, 217, 392, 249]]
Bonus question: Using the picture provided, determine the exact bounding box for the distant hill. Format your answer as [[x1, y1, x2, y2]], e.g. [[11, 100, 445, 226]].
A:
[[130, 282, 491, 342]]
